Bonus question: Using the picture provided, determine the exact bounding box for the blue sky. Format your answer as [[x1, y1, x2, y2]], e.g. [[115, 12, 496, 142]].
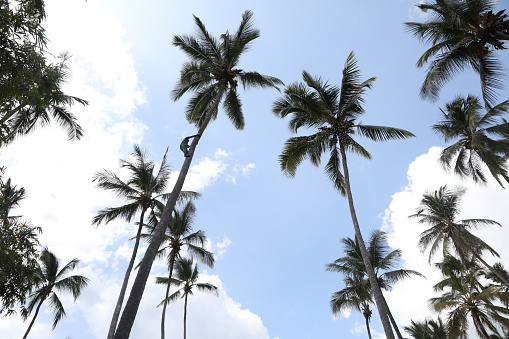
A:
[[2, 0, 509, 338]]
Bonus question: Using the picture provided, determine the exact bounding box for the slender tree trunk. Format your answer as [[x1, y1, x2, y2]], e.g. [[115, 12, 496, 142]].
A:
[[365, 316, 372, 339], [472, 251, 509, 288], [113, 81, 227, 339], [183, 293, 188, 339], [107, 209, 147, 339], [23, 298, 45, 339], [382, 293, 403, 339], [161, 252, 176, 339], [339, 145, 395, 339]]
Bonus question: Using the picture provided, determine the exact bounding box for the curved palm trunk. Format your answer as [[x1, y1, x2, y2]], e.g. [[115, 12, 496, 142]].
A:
[[183, 293, 188, 339], [339, 145, 395, 339], [107, 209, 147, 339], [161, 251, 176, 339], [113, 80, 227, 339], [23, 298, 45, 339]]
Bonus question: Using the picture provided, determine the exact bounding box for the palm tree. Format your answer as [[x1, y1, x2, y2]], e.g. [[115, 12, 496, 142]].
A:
[[141, 201, 214, 339], [155, 258, 218, 339], [410, 185, 509, 287], [113, 11, 282, 338], [273, 51, 415, 339], [93, 144, 194, 339], [432, 95, 509, 186], [404, 0, 509, 107], [430, 255, 509, 339], [327, 230, 424, 339], [21, 248, 89, 339], [0, 52, 88, 145], [404, 318, 447, 339], [329, 275, 375, 339]]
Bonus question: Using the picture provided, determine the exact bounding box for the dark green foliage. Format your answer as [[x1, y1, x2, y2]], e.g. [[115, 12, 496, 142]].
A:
[[171, 10, 283, 129], [410, 185, 500, 261], [21, 248, 89, 337], [0, 0, 87, 145], [430, 256, 509, 339], [432, 95, 509, 187], [404, 318, 447, 339], [405, 0, 509, 107], [0, 170, 40, 316], [273, 52, 415, 195]]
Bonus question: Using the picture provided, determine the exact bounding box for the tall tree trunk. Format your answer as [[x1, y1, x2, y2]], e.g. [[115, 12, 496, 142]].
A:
[[107, 209, 147, 339], [472, 251, 509, 288], [382, 293, 403, 339], [183, 293, 188, 339], [113, 80, 227, 339], [339, 145, 395, 339], [23, 297, 45, 339], [161, 251, 176, 339], [362, 304, 373, 339]]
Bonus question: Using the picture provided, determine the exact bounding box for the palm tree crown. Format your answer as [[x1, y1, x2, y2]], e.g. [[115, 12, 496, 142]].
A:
[[142, 200, 214, 339], [172, 10, 283, 130], [273, 52, 415, 195], [155, 258, 218, 339], [327, 230, 424, 339], [21, 248, 89, 338], [432, 95, 509, 187], [93, 145, 172, 226], [405, 0, 509, 106], [430, 255, 509, 339], [0, 53, 88, 145], [410, 185, 500, 262]]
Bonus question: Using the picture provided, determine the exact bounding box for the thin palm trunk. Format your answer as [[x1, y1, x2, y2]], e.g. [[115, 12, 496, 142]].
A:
[[22, 297, 45, 339], [107, 209, 147, 339], [161, 252, 176, 339], [383, 294, 403, 339], [362, 304, 373, 339], [113, 80, 227, 338], [339, 145, 395, 339], [183, 293, 188, 339], [471, 249, 509, 288]]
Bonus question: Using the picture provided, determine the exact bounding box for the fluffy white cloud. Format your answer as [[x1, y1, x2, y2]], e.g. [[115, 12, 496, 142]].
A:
[[382, 147, 509, 331]]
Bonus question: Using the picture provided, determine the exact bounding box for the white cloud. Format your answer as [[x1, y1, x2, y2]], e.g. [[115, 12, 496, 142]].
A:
[[215, 236, 232, 259], [381, 147, 509, 332]]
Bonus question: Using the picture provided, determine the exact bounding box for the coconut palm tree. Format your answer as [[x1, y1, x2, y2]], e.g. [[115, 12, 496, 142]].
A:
[[430, 255, 509, 339], [113, 11, 282, 338], [329, 276, 375, 339], [274, 52, 415, 339], [410, 185, 509, 287], [155, 258, 218, 339], [0, 52, 88, 145], [21, 248, 89, 339], [327, 230, 424, 339], [94, 145, 198, 339], [404, 0, 509, 107], [432, 95, 509, 186], [404, 318, 447, 339], [141, 201, 214, 339]]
